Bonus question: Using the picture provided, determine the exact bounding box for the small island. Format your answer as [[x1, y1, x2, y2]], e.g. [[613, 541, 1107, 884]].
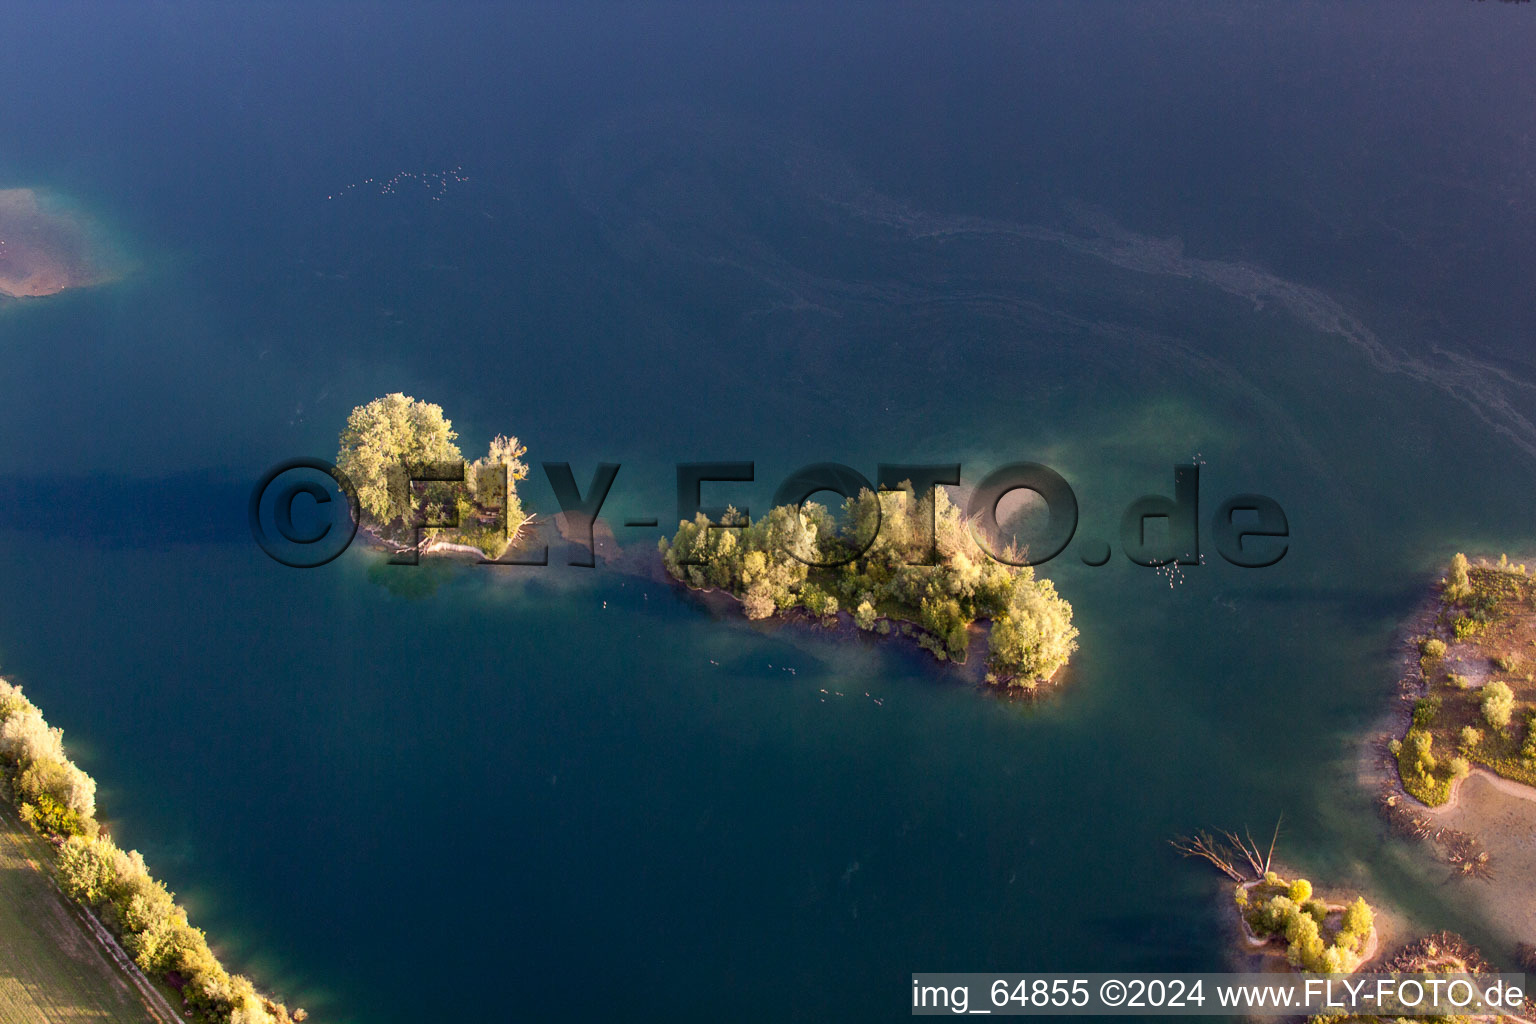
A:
[[659, 484, 1078, 690], [0, 188, 118, 299], [336, 393, 532, 560], [1173, 830, 1378, 974]]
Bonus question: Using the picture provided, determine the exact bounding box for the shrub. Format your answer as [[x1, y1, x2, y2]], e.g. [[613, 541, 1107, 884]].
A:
[[1494, 654, 1519, 673], [0, 710, 65, 767], [1395, 727, 1454, 804], [1482, 681, 1515, 732], [57, 835, 119, 905], [1341, 896, 1372, 934], [1287, 879, 1312, 903], [22, 794, 87, 837], [1448, 756, 1471, 779], [945, 624, 969, 659], [1454, 616, 1480, 640], [800, 584, 838, 618], [1408, 729, 1436, 773], [1251, 895, 1296, 937], [1460, 725, 1483, 751], [741, 582, 777, 620], [17, 756, 96, 820], [1419, 637, 1447, 660], [1444, 553, 1472, 603], [1412, 696, 1441, 727], [0, 683, 30, 723], [1251, 884, 1376, 973], [1338, 897, 1374, 954], [1447, 673, 1470, 689], [1284, 911, 1327, 972]]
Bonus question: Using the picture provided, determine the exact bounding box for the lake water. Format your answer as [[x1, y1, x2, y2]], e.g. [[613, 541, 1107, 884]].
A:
[[2, 3, 1534, 1021]]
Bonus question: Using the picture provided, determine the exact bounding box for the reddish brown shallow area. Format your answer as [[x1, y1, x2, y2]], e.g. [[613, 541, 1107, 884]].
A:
[[0, 188, 114, 298]]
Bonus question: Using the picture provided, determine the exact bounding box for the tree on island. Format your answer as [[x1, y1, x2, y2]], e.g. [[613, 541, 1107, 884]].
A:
[[336, 393, 529, 558], [336, 393, 463, 525]]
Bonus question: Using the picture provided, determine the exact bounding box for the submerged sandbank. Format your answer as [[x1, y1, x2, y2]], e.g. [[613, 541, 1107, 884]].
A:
[[0, 188, 119, 298]]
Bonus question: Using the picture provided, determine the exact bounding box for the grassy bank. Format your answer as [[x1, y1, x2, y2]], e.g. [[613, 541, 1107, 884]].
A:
[[0, 805, 168, 1024]]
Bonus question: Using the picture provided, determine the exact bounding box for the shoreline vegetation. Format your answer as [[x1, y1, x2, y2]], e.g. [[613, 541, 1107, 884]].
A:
[[0, 678, 304, 1024], [337, 393, 1079, 691]]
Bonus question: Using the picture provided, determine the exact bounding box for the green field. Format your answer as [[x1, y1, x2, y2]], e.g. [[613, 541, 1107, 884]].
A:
[[0, 808, 167, 1024]]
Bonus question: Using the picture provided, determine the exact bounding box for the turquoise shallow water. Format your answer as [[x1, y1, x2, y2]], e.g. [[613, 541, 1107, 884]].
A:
[[2, 3, 1535, 1022]]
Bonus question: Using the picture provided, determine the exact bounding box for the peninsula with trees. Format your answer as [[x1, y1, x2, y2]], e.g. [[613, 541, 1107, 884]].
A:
[[1372, 553, 1536, 968], [659, 484, 1079, 690], [1393, 553, 1536, 807]]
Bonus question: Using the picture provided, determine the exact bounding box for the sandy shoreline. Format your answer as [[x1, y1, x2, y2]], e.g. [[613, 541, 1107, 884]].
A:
[[1423, 771, 1536, 945], [1439, 765, 1536, 810]]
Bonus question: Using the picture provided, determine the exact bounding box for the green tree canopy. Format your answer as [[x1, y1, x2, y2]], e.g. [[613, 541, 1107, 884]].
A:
[[336, 393, 463, 525]]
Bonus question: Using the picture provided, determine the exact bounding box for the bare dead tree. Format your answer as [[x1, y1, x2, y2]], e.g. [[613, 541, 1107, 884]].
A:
[[1263, 816, 1281, 874], [1169, 832, 1247, 882], [1173, 818, 1283, 883]]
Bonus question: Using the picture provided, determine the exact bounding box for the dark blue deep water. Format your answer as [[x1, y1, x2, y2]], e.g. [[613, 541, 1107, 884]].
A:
[[2, 3, 1535, 1021]]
